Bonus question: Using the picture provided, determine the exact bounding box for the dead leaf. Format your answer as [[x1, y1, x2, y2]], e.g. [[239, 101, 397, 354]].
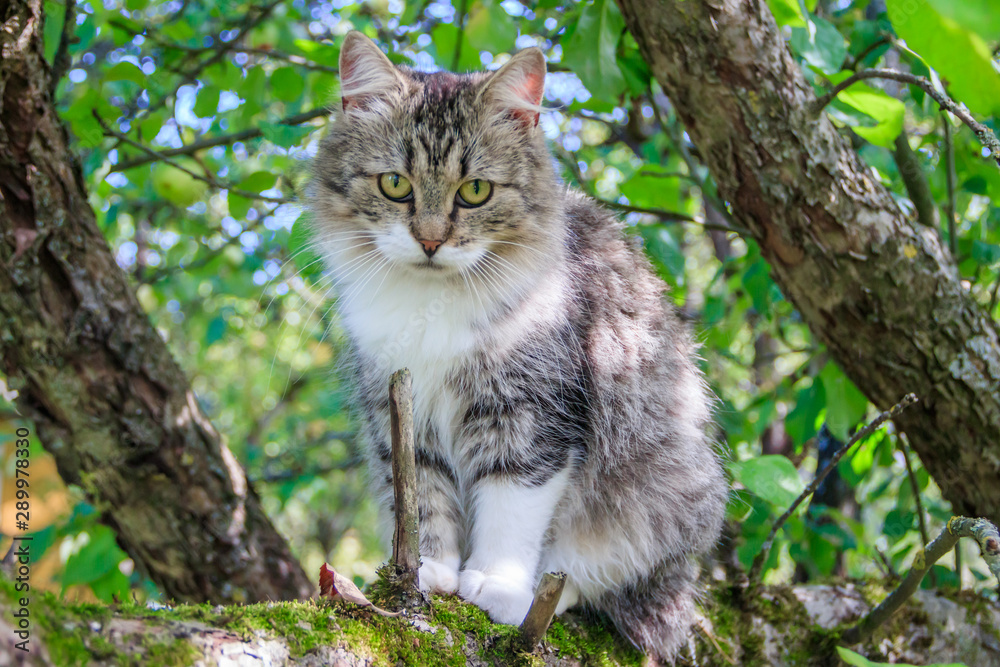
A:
[[319, 563, 401, 617]]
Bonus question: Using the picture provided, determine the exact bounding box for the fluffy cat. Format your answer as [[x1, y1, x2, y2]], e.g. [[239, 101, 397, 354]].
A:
[[309, 31, 728, 660]]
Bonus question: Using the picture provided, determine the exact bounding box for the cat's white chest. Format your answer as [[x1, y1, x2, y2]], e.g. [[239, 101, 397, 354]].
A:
[[339, 271, 478, 452]]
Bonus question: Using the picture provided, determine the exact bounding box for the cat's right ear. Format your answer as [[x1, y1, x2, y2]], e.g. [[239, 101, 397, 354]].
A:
[[339, 32, 403, 114]]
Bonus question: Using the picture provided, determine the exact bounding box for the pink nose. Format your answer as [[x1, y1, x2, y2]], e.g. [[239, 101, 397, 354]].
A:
[[418, 239, 443, 258]]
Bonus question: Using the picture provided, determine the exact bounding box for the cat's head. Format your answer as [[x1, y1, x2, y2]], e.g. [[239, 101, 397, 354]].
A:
[[310, 32, 562, 287]]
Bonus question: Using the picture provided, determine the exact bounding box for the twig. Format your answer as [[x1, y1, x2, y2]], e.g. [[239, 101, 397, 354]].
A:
[[96, 113, 295, 204], [451, 0, 469, 71], [850, 36, 891, 71], [892, 132, 938, 229], [748, 393, 919, 583], [899, 435, 934, 586], [389, 368, 421, 601], [49, 0, 77, 94], [519, 572, 566, 649], [111, 107, 328, 172], [842, 516, 1000, 643], [812, 69, 1000, 168], [942, 112, 958, 255], [140, 218, 266, 283]]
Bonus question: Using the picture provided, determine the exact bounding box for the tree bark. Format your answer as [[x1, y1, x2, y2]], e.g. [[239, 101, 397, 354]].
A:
[[0, 0, 311, 603], [617, 0, 1000, 523]]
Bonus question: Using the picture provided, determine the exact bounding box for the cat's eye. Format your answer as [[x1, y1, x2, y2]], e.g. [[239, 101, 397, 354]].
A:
[[456, 179, 493, 207], [378, 173, 413, 201]]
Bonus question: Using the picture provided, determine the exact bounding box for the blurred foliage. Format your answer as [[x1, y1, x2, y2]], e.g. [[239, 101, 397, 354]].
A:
[[2, 0, 999, 604]]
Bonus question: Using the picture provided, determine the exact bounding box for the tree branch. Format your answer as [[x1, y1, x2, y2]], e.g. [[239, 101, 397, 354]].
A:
[[842, 516, 1000, 644], [110, 107, 328, 172], [812, 69, 1000, 168], [451, 0, 469, 71], [942, 112, 958, 254], [97, 113, 296, 203], [748, 393, 919, 583], [519, 572, 566, 649], [49, 0, 76, 94]]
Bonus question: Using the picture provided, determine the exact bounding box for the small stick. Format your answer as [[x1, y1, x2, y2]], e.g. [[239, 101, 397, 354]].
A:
[[899, 435, 935, 586], [519, 572, 566, 649], [389, 368, 421, 599], [843, 516, 1000, 644], [748, 393, 918, 583]]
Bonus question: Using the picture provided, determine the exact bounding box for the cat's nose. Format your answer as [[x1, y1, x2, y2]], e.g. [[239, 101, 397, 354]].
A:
[[418, 239, 444, 258]]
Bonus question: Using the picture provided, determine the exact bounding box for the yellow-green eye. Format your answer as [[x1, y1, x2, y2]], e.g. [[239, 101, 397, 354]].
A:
[[378, 173, 413, 201], [456, 179, 492, 207]]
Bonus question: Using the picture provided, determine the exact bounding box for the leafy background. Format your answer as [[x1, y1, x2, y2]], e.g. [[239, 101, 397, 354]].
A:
[[1, 0, 999, 610]]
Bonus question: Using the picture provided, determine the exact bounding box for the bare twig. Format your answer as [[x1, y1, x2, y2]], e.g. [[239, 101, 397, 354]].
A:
[[389, 368, 421, 601], [842, 516, 1000, 643], [942, 112, 958, 255], [748, 393, 919, 583], [519, 572, 566, 649], [111, 107, 328, 172], [812, 69, 1000, 168], [96, 113, 295, 204], [849, 36, 891, 71], [49, 0, 77, 94]]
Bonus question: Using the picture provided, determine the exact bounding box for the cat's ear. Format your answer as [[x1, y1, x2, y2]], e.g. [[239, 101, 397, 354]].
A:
[[480, 48, 546, 128], [339, 32, 403, 113]]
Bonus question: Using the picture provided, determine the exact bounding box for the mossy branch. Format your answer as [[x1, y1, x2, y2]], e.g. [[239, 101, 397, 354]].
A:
[[842, 516, 1000, 644]]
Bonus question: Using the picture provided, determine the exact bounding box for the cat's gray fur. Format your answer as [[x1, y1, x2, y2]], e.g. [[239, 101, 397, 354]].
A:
[[309, 32, 728, 661]]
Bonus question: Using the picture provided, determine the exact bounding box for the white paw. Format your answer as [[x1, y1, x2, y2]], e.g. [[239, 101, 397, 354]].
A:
[[459, 569, 534, 625], [419, 557, 459, 594]]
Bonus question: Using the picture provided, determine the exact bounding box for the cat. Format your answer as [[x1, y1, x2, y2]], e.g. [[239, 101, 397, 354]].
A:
[[309, 31, 728, 660]]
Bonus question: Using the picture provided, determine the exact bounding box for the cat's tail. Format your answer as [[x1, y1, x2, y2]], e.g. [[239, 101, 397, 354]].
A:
[[588, 558, 699, 664]]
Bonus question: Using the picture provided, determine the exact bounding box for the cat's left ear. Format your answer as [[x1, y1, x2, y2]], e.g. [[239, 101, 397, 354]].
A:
[[479, 48, 546, 128]]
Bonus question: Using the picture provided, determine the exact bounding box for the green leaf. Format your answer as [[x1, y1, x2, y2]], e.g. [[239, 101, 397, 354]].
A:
[[638, 225, 685, 281], [105, 62, 146, 86], [466, 1, 518, 54], [61, 526, 126, 588], [766, 0, 807, 28], [819, 362, 869, 441], [836, 646, 968, 667], [259, 121, 316, 148], [887, 0, 1000, 117], [786, 380, 826, 447], [923, 0, 1000, 42], [824, 73, 905, 148], [620, 165, 681, 211], [194, 86, 221, 118], [790, 14, 847, 75], [562, 0, 627, 101], [239, 170, 278, 193], [731, 455, 805, 507], [229, 193, 252, 219], [972, 240, 1000, 266], [289, 213, 323, 278], [272, 67, 305, 103]]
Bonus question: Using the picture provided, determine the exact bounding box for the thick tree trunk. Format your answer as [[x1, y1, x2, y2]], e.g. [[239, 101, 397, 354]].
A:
[[617, 0, 1000, 522], [0, 0, 311, 603]]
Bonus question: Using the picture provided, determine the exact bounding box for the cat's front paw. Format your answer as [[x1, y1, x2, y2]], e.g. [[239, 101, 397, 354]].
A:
[[419, 557, 459, 594], [458, 569, 534, 625]]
